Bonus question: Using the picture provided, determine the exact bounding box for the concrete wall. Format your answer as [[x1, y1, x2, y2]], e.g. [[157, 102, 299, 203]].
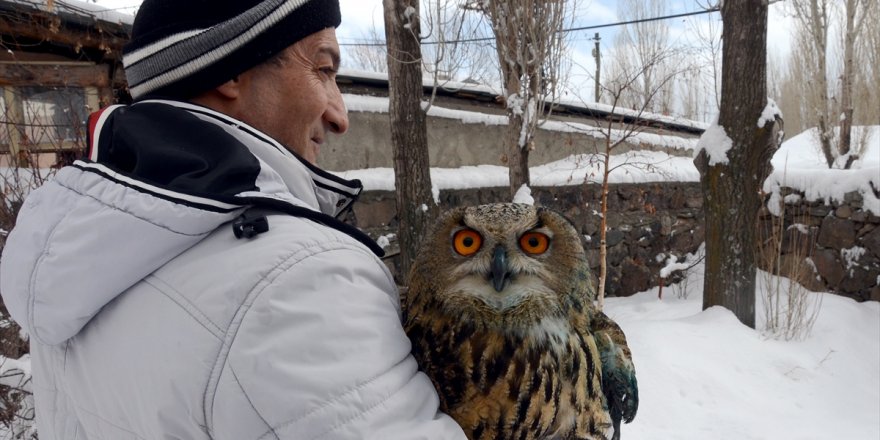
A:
[[319, 110, 698, 171]]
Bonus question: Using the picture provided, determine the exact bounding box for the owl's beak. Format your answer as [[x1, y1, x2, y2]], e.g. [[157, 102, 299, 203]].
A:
[[490, 245, 511, 292]]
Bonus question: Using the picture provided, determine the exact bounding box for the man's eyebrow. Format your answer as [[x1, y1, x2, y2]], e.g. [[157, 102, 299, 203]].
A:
[[317, 47, 341, 69]]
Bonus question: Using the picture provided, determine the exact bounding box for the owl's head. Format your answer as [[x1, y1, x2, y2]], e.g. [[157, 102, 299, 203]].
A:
[[406, 203, 594, 329]]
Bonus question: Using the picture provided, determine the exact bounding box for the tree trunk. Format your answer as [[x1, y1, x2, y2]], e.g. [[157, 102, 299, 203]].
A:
[[497, 41, 530, 198], [838, 0, 858, 165], [383, 0, 436, 280], [694, 0, 778, 329]]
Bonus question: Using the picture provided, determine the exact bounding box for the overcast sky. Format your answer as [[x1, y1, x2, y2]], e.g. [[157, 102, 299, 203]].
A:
[[88, 0, 794, 59], [87, 0, 794, 110]]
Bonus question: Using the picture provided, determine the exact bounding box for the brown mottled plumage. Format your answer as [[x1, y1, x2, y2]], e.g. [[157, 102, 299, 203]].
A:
[[404, 203, 638, 440]]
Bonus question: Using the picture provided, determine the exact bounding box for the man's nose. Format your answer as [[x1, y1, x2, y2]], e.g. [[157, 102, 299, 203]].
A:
[[325, 84, 349, 134]]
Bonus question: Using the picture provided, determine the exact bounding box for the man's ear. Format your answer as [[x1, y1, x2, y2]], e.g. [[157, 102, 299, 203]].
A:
[[214, 76, 242, 99]]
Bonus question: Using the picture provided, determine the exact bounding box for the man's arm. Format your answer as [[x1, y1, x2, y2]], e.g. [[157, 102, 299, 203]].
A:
[[210, 243, 466, 440]]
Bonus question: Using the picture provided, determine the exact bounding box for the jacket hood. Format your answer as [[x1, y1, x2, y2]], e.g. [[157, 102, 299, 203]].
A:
[[0, 100, 377, 346]]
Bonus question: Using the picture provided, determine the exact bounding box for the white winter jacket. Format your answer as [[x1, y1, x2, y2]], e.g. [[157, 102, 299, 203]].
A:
[[0, 100, 465, 439]]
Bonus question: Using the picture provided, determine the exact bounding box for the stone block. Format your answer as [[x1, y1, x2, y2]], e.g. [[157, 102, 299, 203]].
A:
[[810, 206, 832, 217], [817, 216, 857, 250], [353, 196, 397, 228], [605, 229, 625, 248], [851, 210, 869, 223], [619, 258, 653, 296], [812, 249, 845, 286], [835, 205, 853, 219], [861, 226, 880, 259]]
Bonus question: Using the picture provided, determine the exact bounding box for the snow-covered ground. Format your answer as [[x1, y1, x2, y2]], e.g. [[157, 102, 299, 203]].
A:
[[2, 266, 876, 440], [606, 266, 880, 440]]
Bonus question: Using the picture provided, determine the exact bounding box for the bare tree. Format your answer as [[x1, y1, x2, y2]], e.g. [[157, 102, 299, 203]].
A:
[[383, 0, 437, 279], [586, 51, 683, 309], [465, 0, 571, 197], [789, 0, 872, 168], [695, 0, 781, 329], [835, 0, 872, 167], [789, 0, 833, 166], [345, 26, 389, 73], [609, 0, 674, 114]]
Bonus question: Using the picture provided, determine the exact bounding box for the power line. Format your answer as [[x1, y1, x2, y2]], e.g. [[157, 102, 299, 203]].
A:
[[339, 7, 720, 47]]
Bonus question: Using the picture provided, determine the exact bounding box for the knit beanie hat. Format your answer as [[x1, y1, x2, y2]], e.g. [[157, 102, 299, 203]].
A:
[[123, 0, 341, 100]]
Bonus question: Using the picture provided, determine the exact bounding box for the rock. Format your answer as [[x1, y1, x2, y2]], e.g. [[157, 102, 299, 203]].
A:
[[607, 243, 629, 267], [353, 196, 397, 228], [810, 206, 832, 217], [618, 258, 652, 296], [685, 196, 703, 209], [781, 225, 817, 256], [817, 216, 857, 250], [811, 249, 846, 286], [777, 254, 825, 292], [851, 210, 869, 223], [844, 191, 863, 204], [605, 229, 625, 248], [835, 205, 853, 219], [871, 285, 880, 302], [860, 226, 880, 258]]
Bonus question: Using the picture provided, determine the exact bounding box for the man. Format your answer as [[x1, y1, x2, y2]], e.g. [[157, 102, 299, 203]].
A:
[[0, 0, 466, 438]]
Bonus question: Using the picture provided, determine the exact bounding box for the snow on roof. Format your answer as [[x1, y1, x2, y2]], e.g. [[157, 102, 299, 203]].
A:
[[3, 0, 134, 27], [339, 68, 708, 133]]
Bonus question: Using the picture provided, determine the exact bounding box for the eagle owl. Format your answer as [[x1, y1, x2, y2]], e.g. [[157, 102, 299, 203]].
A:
[[404, 203, 638, 440]]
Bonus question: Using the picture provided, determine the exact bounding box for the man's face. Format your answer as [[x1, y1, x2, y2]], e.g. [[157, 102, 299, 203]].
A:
[[240, 28, 348, 164]]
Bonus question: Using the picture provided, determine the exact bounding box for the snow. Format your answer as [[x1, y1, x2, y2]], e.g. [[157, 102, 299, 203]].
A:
[[765, 126, 880, 215], [338, 69, 708, 132], [336, 151, 701, 192], [3, 264, 876, 440], [758, 98, 782, 129], [512, 184, 534, 205], [694, 123, 733, 166], [604, 267, 880, 440], [375, 233, 396, 249]]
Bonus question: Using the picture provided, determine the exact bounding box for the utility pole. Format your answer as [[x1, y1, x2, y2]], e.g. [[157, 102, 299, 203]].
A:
[[591, 32, 601, 102]]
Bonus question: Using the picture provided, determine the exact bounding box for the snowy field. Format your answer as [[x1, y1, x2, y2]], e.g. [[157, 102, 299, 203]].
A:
[[606, 266, 880, 440], [1, 268, 876, 440]]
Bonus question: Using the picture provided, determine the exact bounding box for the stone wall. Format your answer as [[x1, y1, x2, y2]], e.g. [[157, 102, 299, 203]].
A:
[[350, 183, 706, 297], [757, 188, 880, 302], [350, 183, 880, 302]]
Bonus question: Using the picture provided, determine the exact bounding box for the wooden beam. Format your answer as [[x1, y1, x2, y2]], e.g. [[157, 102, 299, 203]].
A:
[[0, 63, 110, 88], [0, 14, 128, 58]]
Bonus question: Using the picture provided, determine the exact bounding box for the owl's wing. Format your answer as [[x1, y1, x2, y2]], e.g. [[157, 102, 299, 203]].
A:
[[590, 310, 638, 440]]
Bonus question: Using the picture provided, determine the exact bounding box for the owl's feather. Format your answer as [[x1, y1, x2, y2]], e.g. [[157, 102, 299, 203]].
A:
[[404, 203, 637, 440], [591, 311, 639, 440]]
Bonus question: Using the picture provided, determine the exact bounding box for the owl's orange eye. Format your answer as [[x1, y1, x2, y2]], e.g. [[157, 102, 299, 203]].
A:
[[519, 231, 550, 255], [453, 229, 483, 256]]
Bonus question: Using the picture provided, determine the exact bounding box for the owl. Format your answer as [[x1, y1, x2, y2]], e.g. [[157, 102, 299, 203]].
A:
[[403, 203, 638, 440]]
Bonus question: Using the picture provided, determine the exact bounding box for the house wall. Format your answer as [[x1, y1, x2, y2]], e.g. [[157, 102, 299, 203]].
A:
[[319, 110, 698, 171]]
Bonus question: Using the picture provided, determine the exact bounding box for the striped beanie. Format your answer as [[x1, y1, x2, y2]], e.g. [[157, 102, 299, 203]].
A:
[[123, 0, 341, 100]]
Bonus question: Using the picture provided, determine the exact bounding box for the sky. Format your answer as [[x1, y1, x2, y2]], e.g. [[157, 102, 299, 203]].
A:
[[86, 0, 795, 65]]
